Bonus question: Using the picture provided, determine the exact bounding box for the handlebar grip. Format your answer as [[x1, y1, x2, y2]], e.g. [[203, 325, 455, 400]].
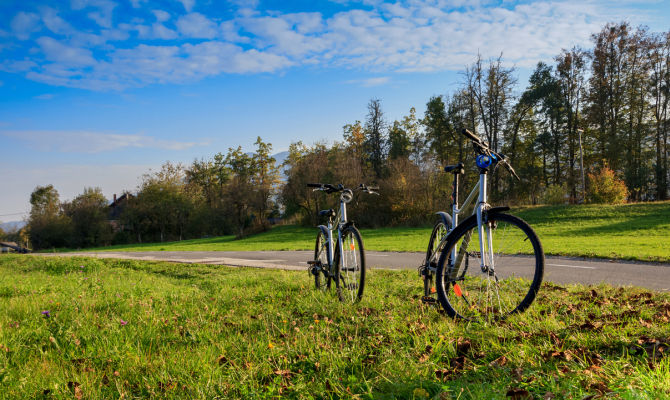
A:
[[462, 129, 483, 144], [307, 183, 322, 188]]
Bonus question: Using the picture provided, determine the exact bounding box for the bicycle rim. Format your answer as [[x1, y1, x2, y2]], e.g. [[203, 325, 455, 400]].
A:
[[314, 231, 330, 290], [336, 228, 365, 302], [424, 221, 448, 297], [436, 213, 544, 321]]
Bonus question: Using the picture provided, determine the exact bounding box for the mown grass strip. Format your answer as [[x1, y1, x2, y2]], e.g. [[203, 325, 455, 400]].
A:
[[0, 255, 669, 398]]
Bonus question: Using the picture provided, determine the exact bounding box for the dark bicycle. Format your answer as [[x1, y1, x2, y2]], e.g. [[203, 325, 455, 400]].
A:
[[307, 183, 379, 303]]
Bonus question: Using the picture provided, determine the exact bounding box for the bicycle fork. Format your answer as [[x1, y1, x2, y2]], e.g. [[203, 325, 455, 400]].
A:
[[475, 173, 495, 277]]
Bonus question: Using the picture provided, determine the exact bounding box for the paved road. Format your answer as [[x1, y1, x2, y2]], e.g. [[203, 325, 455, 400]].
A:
[[41, 250, 670, 292]]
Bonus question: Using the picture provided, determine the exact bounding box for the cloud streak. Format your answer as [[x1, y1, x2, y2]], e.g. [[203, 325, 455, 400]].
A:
[[2, 130, 206, 153], [0, 0, 660, 90]]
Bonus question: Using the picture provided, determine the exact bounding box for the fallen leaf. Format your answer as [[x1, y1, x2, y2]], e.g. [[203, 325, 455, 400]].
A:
[[216, 355, 229, 366], [489, 355, 508, 367], [456, 338, 471, 355], [67, 381, 82, 400], [274, 369, 292, 378], [506, 388, 532, 399]]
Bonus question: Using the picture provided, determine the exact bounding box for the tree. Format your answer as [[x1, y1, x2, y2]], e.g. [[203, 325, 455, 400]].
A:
[[343, 120, 365, 165], [128, 162, 194, 242], [27, 185, 71, 249], [225, 146, 257, 237], [280, 141, 331, 225], [555, 47, 587, 201], [423, 96, 452, 165], [251, 136, 281, 231], [649, 31, 670, 199], [363, 99, 388, 178], [388, 120, 411, 160], [62, 187, 112, 248]]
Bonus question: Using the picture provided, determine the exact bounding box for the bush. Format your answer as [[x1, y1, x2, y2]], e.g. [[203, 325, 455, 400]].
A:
[[543, 183, 568, 205], [587, 164, 628, 204]]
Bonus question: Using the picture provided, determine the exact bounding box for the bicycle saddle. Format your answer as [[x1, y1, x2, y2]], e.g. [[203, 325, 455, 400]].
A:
[[319, 209, 336, 218], [444, 163, 465, 174]]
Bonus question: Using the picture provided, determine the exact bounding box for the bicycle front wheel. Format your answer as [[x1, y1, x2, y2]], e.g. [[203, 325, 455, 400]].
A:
[[435, 213, 544, 321], [334, 226, 366, 302], [313, 230, 331, 290]]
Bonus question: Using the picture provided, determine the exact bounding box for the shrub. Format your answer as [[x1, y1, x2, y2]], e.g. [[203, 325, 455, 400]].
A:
[[587, 164, 628, 204], [543, 183, 568, 205]]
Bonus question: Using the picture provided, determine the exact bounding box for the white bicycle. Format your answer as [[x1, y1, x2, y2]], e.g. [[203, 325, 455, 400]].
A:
[[420, 129, 545, 321], [307, 183, 379, 303]]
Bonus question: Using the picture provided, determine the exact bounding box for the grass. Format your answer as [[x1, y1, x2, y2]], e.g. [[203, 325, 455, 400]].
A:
[[1, 255, 670, 398], [69, 202, 670, 263]]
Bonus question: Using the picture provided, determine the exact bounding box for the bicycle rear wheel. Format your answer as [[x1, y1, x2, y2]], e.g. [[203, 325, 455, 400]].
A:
[[423, 219, 449, 299], [313, 230, 331, 290], [334, 226, 365, 302], [435, 213, 544, 321]]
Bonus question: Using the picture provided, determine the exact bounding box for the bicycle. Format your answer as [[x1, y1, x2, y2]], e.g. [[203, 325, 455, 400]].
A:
[[306, 183, 379, 302], [420, 129, 544, 321]]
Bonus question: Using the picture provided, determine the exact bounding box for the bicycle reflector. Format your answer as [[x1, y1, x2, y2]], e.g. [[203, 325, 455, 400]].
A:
[[476, 154, 493, 169]]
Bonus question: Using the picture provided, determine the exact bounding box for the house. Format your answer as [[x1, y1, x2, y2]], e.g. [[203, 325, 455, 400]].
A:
[[0, 241, 29, 253], [108, 193, 133, 232]]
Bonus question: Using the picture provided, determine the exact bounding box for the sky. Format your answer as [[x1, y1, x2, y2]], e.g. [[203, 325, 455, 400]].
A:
[[1, 0, 669, 220]]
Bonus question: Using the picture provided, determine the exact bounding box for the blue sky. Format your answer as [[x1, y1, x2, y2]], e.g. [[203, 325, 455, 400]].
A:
[[1, 0, 669, 219]]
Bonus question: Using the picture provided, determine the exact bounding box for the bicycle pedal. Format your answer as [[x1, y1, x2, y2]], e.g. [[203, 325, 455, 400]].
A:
[[421, 296, 438, 304]]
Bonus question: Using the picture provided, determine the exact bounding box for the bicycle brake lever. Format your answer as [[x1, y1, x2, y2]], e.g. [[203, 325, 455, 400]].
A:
[[503, 161, 520, 181]]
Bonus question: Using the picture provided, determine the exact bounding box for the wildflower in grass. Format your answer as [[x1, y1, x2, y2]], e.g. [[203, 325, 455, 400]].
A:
[[268, 342, 275, 349], [120, 319, 128, 326], [41, 310, 51, 318], [79, 265, 84, 269]]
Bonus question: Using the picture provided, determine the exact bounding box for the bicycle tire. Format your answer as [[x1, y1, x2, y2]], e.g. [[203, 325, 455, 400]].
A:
[[313, 230, 331, 290], [334, 226, 366, 302], [435, 212, 544, 321], [423, 218, 450, 298]]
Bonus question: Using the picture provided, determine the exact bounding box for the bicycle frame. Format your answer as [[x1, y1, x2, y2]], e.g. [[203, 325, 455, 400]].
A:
[[444, 171, 495, 274], [323, 197, 349, 272]]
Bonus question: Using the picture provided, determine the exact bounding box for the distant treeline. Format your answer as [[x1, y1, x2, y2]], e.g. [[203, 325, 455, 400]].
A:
[[8, 21, 669, 250]]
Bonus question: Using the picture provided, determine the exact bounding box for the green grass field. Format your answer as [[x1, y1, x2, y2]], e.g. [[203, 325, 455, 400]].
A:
[[75, 202, 670, 262], [0, 255, 669, 399]]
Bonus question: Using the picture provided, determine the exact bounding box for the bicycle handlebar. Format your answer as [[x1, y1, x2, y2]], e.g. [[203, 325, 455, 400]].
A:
[[307, 183, 379, 195], [462, 128, 485, 146], [460, 129, 520, 181]]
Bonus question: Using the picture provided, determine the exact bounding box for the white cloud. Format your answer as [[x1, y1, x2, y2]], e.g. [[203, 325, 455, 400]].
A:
[[347, 76, 390, 87], [2, 130, 206, 153], [10, 12, 41, 40], [70, 0, 118, 28], [176, 12, 218, 38], [153, 23, 179, 39], [178, 0, 196, 12], [130, 0, 148, 8], [5, 0, 662, 90], [40, 7, 75, 35], [36, 37, 97, 67], [153, 10, 171, 22]]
